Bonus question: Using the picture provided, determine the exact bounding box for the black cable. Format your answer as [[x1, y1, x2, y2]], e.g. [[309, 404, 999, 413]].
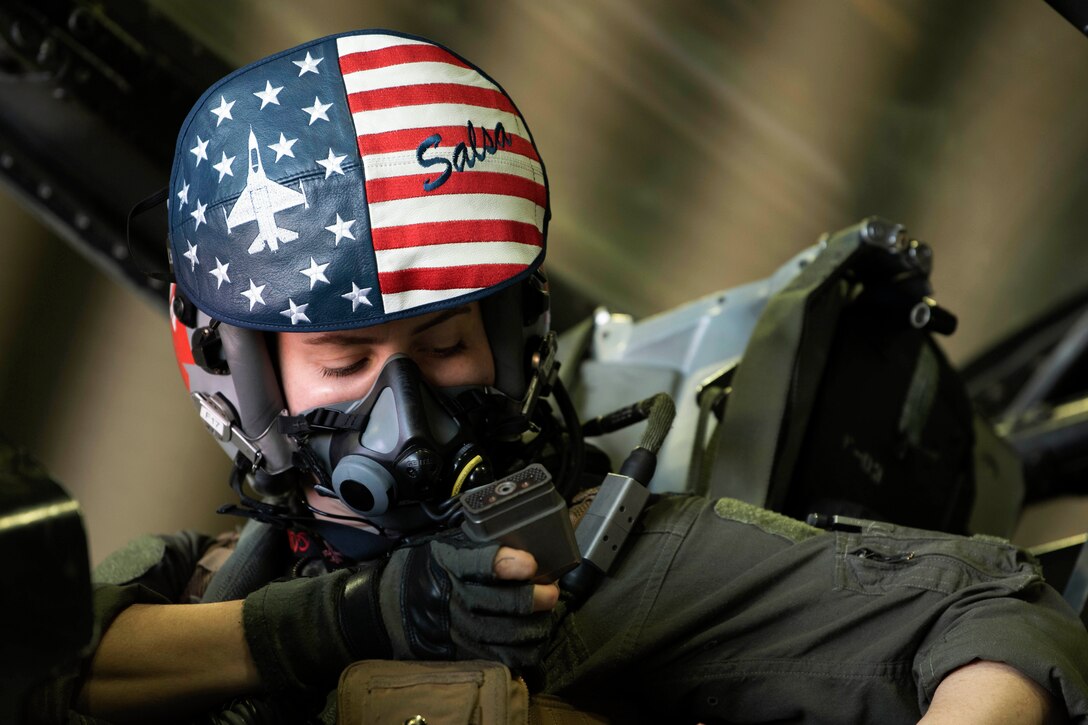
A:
[[580, 393, 674, 453], [581, 402, 648, 438], [218, 455, 313, 528], [550, 376, 586, 500], [420, 498, 464, 526], [125, 187, 173, 282]]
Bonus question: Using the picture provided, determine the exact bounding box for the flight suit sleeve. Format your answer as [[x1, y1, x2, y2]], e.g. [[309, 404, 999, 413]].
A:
[[541, 495, 1088, 723], [26, 530, 219, 724], [906, 541, 1088, 718]]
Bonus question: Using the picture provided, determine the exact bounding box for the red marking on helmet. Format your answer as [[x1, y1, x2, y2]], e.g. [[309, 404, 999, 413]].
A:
[[338, 43, 471, 74], [379, 263, 529, 293], [371, 219, 542, 251], [347, 83, 517, 115], [169, 284, 196, 391], [366, 171, 546, 206]]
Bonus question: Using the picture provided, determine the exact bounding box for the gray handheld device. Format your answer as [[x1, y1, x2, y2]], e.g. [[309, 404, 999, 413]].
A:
[[460, 464, 581, 583]]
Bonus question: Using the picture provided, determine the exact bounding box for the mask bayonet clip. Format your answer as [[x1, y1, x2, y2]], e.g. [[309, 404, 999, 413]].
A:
[[193, 391, 263, 469], [521, 331, 559, 417], [248, 449, 264, 475]]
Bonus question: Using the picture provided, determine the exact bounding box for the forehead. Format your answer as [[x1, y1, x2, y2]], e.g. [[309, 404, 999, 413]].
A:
[[287, 304, 481, 347]]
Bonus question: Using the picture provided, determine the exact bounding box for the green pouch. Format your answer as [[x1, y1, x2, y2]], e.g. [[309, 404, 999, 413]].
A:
[[337, 659, 528, 725]]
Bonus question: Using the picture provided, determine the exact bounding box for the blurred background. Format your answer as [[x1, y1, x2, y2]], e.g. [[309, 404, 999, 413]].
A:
[[2, 0, 1088, 563]]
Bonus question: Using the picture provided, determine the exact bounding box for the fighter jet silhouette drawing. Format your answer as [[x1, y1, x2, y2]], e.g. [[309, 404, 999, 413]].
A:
[[226, 129, 308, 254]]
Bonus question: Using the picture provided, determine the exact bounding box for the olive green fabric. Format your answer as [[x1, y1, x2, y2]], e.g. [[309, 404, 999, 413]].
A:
[[712, 496, 822, 543], [92, 535, 167, 585], [540, 495, 1088, 723]]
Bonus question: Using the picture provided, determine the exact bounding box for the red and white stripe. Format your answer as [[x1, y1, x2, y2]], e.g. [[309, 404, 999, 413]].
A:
[[336, 34, 545, 313]]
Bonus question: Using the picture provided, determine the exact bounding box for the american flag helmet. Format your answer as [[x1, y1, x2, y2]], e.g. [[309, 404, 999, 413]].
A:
[[167, 30, 552, 486], [169, 29, 547, 331]]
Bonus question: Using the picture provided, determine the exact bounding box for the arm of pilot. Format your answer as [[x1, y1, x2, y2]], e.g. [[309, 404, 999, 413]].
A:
[[72, 545, 556, 723], [76, 599, 261, 723], [919, 661, 1064, 725]]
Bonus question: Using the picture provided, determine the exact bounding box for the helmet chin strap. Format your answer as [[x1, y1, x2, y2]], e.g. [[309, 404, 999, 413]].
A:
[[509, 330, 587, 498], [520, 330, 559, 418]]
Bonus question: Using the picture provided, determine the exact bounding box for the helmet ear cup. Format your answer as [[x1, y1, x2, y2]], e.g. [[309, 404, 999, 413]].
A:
[[172, 290, 199, 328], [191, 325, 229, 375]]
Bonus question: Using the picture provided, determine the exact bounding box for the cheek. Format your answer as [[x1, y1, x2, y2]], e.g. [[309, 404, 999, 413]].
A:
[[469, 344, 496, 386], [425, 342, 495, 388]]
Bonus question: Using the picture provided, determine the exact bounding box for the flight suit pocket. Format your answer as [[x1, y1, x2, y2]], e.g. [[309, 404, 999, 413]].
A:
[[833, 525, 1039, 596]]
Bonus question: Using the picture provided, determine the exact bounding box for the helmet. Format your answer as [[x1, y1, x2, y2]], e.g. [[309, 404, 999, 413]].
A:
[[166, 30, 554, 534]]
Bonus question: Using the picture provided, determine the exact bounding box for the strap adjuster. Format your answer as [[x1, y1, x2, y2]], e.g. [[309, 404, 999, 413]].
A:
[[278, 408, 369, 436]]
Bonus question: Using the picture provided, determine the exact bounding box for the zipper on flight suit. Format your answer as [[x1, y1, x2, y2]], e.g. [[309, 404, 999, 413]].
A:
[[850, 547, 916, 564]]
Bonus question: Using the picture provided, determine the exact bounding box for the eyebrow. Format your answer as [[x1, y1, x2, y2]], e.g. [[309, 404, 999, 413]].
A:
[[300, 306, 472, 346]]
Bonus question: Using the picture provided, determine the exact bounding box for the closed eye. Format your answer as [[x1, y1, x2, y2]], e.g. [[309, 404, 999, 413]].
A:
[[318, 341, 465, 379], [320, 357, 371, 378], [429, 340, 466, 358]]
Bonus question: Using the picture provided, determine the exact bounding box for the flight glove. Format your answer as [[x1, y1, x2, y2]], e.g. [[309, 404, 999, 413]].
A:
[[380, 537, 556, 666], [242, 535, 556, 698]]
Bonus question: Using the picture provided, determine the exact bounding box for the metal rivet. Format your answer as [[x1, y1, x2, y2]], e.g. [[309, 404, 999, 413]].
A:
[[909, 301, 931, 329]]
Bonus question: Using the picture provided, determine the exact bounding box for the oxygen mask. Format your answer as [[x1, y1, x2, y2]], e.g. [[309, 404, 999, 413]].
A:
[[285, 354, 494, 519]]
